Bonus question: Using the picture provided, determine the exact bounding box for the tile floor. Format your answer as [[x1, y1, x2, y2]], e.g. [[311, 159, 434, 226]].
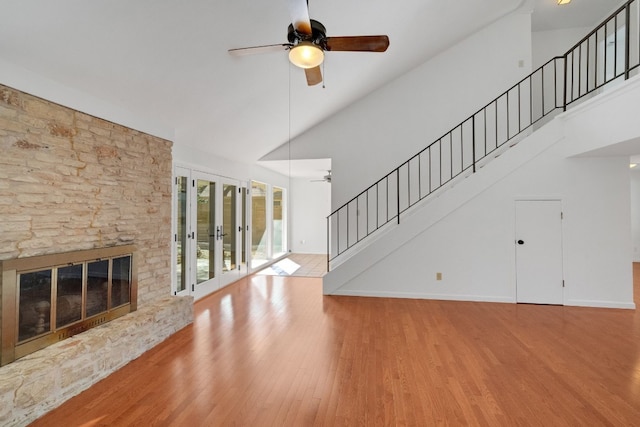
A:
[[257, 253, 327, 277]]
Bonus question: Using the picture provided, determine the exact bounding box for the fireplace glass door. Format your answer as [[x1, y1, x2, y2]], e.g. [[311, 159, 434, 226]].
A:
[[16, 256, 134, 344], [5, 247, 136, 365], [86, 260, 109, 317], [56, 264, 83, 328], [18, 269, 52, 342], [5, 245, 137, 365], [112, 256, 132, 308]]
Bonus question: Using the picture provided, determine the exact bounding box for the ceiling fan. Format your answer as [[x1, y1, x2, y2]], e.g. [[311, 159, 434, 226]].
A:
[[228, 0, 390, 86], [311, 170, 331, 183]]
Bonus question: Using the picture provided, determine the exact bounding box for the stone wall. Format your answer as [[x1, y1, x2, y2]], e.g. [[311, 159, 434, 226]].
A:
[[0, 84, 172, 304], [0, 84, 193, 425]]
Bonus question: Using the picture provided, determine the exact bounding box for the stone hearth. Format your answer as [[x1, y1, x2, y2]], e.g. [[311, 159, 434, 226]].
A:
[[0, 295, 192, 426]]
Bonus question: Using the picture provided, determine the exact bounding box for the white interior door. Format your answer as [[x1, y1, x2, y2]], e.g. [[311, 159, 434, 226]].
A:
[[515, 200, 564, 304]]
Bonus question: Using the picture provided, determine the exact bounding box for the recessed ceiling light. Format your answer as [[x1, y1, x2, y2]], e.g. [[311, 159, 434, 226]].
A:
[[631, 163, 638, 169], [558, 0, 571, 4]]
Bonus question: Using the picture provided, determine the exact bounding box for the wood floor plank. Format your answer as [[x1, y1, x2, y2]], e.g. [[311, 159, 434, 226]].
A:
[[28, 265, 640, 426]]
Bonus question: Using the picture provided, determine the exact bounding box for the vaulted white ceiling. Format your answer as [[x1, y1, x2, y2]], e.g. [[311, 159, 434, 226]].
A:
[[0, 0, 620, 172]]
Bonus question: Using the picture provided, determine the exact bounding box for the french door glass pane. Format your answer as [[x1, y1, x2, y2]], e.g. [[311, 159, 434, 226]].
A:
[[196, 180, 215, 283], [251, 181, 268, 268], [176, 176, 187, 292], [273, 186, 285, 256], [241, 187, 247, 267], [223, 184, 237, 273]]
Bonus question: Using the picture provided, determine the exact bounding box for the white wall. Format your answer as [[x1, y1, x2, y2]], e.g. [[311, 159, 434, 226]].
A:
[[290, 178, 331, 254], [0, 56, 291, 195], [532, 27, 591, 69], [0, 57, 174, 141], [263, 12, 533, 210], [330, 149, 632, 307], [632, 168, 640, 262], [172, 141, 290, 189], [324, 75, 640, 309]]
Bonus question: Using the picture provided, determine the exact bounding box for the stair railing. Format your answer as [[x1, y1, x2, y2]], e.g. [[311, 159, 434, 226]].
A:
[[327, 0, 640, 270]]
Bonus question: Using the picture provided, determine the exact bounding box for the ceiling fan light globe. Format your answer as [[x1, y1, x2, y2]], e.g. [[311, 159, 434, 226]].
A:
[[289, 42, 324, 69]]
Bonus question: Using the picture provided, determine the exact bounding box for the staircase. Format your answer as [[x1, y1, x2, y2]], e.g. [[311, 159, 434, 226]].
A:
[[327, 0, 640, 271], [323, 1, 640, 308]]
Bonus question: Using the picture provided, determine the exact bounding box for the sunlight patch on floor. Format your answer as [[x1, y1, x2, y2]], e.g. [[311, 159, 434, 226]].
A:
[[257, 258, 301, 276]]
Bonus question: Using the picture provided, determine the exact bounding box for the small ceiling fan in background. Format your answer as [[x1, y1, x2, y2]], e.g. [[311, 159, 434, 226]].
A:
[[311, 170, 331, 183], [228, 0, 390, 86]]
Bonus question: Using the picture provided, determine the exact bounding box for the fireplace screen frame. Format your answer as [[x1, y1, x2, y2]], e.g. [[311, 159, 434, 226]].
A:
[[1, 245, 137, 366]]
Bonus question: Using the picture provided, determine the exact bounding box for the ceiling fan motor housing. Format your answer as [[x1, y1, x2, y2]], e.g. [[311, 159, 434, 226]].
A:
[[287, 19, 327, 49]]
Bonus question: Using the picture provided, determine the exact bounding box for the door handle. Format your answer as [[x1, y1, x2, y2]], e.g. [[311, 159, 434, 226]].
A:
[[216, 226, 228, 240], [517, 240, 525, 245]]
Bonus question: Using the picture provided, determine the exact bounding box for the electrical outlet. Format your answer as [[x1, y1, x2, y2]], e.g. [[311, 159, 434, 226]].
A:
[[436, 272, 442, 281]]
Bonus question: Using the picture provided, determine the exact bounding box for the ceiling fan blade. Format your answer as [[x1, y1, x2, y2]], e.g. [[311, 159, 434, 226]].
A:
[[287, 0, 312, 34], [228, 43, 291, 56], [305, 66, 322, 86], [325, 35, 390, 52]]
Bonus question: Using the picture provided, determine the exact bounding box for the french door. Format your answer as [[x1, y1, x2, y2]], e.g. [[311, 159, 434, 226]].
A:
[[174, 167, 247, 300]]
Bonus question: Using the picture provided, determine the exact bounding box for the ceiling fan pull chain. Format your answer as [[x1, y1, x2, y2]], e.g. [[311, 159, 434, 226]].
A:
[[322, 60, 326, 89]]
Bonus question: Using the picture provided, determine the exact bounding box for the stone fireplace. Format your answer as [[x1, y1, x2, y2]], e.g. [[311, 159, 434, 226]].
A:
[[1, 245, 137, 366], [0, 84, 193, 425]]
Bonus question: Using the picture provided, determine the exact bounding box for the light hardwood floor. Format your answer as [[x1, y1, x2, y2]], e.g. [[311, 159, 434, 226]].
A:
[[30, 264, 640, 426]]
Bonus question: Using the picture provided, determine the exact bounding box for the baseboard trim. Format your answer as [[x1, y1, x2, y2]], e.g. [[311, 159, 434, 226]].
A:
[[327, 289, 638, 310], [565, 299, 636, 310], [329, 289, 515, 304]]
